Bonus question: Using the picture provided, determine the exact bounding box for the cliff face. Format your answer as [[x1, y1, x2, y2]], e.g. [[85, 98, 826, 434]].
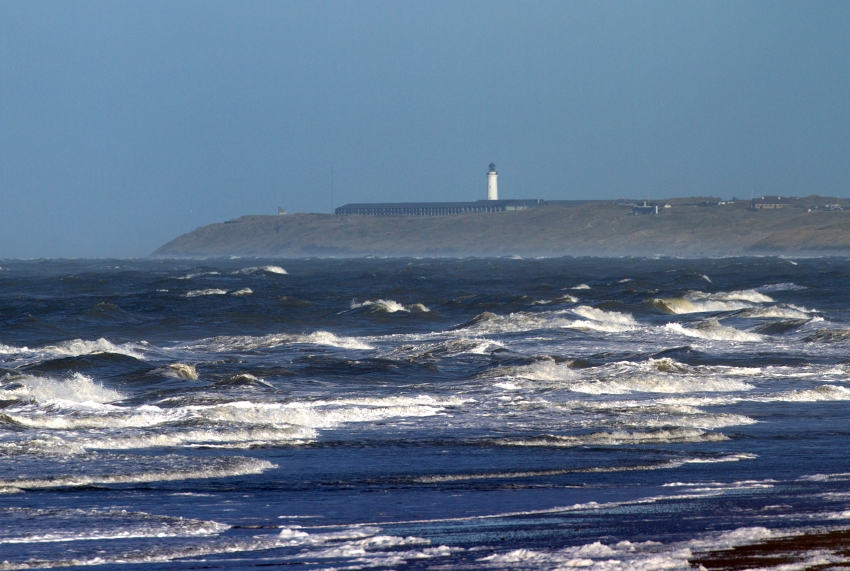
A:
[[152, 200, 850, 258]]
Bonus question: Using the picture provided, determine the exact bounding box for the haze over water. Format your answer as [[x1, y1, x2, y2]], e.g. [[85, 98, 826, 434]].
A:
[[2, 257, 850, 568]]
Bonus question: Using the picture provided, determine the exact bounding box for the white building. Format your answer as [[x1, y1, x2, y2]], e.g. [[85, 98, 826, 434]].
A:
[[487, 162, 498, 200]]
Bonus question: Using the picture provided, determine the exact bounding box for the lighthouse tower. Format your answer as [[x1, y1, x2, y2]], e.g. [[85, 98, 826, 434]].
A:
[[487, 162, 498, 200]]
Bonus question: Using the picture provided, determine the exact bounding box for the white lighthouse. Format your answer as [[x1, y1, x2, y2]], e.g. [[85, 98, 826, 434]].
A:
[[487, 162, 498, 200]]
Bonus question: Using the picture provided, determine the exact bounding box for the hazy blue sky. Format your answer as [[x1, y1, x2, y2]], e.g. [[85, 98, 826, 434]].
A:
[[2, 1, 848, 257]]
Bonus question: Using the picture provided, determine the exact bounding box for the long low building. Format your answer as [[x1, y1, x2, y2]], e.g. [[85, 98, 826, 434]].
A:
[[334, 199, 548, 216]]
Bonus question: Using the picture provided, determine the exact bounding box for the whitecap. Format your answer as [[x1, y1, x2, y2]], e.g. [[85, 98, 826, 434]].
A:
[[1, 373, 124, 404], [185, 289, 228, 298], [571, 306, 638, 326], [756, 282, 807, 293], [179, 331, 373, 352], [177, 271, 220, 280], [236, 266, 288, 275], [497, 428, 728, 447], [350, 299, 410, 313], [665, 322, 762, 342], [766, 385, 850, 402]]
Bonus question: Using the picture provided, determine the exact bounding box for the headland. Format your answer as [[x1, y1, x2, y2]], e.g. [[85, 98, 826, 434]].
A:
[[153, 196, 850, 258]]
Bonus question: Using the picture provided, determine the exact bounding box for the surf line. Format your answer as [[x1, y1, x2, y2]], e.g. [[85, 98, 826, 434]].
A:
[[291, 485, 765, 531]]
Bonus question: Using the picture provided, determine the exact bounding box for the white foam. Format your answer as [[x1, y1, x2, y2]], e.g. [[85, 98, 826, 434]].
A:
[[571, 284, 592, 290], [177, 271, 220, 280], [0, 524, 448, 570], [231, 288, 253, 295], [756, 282, 807, 292], [512, 360, 754, 394], [653, 289, 774, 315], [0, 373, 124, 405], [698, 289, 774, 303], [185, 288, 228, 297], [80, 426, 317, 450], [0, 457, 276, 489], [162, 363, 198, 380], [0, 508, 229, 544], [572, 306, 638, 327], [302, 331, 373, 349], [497, 428, 728, 447], [180, 330, 373, 352], [766, 385, 850, 402], [42, 338, 146, 360], [453, 311, 568, 334], [192, 395, 466, 430], [738, 305, 811, 319], [533, 294, 579, 305], [350, 299, 425, 313], [388, 337, 504, 359], [665, 322, 762, 342], [236, 266, 288, 275]]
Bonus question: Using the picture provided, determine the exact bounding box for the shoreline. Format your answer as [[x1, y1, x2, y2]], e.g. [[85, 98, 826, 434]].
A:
[[153, 199, 850, 258]]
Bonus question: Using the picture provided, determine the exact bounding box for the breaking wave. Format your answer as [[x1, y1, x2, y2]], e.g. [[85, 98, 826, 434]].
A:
[[185, 289, 228, 297], [651, 289, 774, 314], [496, 428, 728, 447], [665, 321, 763, 342], [235, 266, 288, 275], [350, 299, 429, 313], [180, 331, 373, 351], [0, 373, 124, 405]]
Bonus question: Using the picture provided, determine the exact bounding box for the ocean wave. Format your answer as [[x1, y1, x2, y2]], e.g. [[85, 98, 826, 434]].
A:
[[568, 306, 639, 332], [79, 426, 317, 450], [158, 363, 198, 380], [231, 288, 253, 295], [184, 289, 228, 297], [765, 385, 850, 402], [734, 305, 812, 320], [495, 428, 728, 447], [532, 294, 579, 305], [349, 299, 429, 313], [0, 373, 124, 405], [1, 338, 147, 362], [0, 456, 276, 489], [452, 310, 568, 334], [4, 394, 469, 436], [756, 282, 807, 292], [0, 507, 229, 544], [387, 337, 504, 359], [28, 338, 147, 361], [234, 266, 288, 275], [179, 331, 373, 352], [508, 360, 755, 394], [665, 321, 763, 342], [192, 395, 464, 429], [0, 523, 446, 570], [176, 271, 220, 280], [651, 288, 774, 315], [803, 329, 850, 343]]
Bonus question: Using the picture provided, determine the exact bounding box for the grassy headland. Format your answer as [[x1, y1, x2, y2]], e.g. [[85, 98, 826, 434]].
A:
[[152, 196, 850, 258]]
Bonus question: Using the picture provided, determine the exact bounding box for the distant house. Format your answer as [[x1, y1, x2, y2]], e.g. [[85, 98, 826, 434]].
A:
[[751, 196, 792, 210], [632, 201, 657, 215]]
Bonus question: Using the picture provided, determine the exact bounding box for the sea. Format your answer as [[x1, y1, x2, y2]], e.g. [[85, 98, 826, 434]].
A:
[[2, 256, 850, 570]]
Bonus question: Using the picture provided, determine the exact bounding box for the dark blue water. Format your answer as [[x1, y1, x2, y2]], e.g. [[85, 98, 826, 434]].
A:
[[2, 257, 850, 569]]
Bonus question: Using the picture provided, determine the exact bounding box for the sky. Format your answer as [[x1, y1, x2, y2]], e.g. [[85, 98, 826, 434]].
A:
[[1, 1, 849, 258]]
